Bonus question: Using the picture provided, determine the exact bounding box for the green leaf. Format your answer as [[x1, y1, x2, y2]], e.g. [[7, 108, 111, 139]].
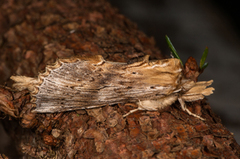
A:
[[200, 47, 208, 70], [165, 35, 183, 65], [201, 62, 208, 70]]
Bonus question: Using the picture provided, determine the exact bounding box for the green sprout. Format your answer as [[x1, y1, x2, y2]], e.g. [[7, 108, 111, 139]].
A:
[[165, 35, 209, 71], [165, 35, 183, 65], [200, 47, 209, 70]]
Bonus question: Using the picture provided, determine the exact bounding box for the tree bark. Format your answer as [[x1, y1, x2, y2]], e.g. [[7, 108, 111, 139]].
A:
[[0, 0, 239, 158]]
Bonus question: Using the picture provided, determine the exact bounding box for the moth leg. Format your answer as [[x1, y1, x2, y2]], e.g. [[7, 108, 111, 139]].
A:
[[178, 97, 205, 120], [123, 108, 140, 117], [123, 99, 143, 117]]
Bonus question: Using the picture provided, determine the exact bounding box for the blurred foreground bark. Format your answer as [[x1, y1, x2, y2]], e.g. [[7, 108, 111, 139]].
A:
[[0, 0, 239, 158]]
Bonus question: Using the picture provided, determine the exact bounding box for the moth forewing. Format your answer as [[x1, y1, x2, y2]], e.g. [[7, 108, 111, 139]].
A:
[[10, 55, 214, 120]]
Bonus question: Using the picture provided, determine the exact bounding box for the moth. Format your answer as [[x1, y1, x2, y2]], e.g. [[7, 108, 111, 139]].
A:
[[11, 55, 214, 120]]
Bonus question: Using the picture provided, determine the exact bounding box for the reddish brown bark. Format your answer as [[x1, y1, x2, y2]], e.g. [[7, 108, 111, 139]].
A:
[[0, 0, 239, 158]]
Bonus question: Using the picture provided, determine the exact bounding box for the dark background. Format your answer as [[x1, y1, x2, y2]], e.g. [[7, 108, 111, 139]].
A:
[[108, 0, 240, 144], [0, 0, 240, 155]]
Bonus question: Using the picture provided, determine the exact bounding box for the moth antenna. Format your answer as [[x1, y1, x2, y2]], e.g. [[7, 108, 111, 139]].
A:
[[178, 97, 205, 120]]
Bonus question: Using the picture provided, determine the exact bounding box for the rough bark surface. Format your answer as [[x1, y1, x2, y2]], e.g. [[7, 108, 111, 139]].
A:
[[0, 0, 239, 158]]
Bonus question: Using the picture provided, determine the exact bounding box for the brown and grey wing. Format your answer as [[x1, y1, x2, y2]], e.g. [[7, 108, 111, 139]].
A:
[[11, 56, 183, 113], [33, 59, 180, 113]]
